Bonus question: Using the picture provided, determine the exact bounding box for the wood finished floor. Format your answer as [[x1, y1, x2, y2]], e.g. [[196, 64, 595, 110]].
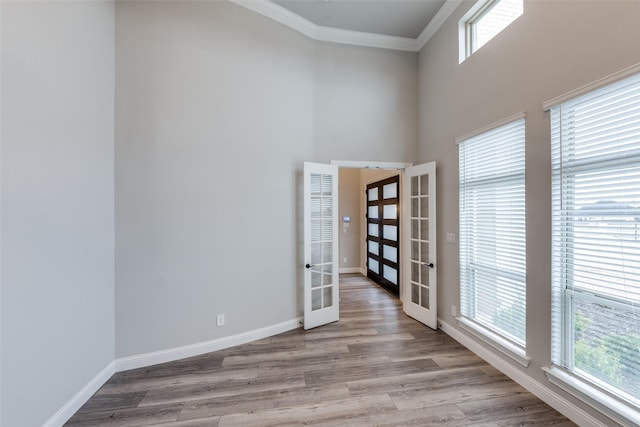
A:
[[66, 274, 575, 426]]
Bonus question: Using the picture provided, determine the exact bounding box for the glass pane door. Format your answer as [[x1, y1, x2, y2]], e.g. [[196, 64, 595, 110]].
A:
[[366, 176, 400, 296], [403, 162, 437, 329], [304, 162, 339, 329]]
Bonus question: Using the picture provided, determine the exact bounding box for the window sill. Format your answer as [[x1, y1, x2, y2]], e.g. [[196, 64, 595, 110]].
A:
[[543, 366, 640, 427], [458, 317, 530, 367]]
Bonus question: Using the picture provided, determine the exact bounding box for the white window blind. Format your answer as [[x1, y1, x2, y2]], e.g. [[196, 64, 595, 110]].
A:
[[459, 117, 526, 348], [551, 72, 640, 409]]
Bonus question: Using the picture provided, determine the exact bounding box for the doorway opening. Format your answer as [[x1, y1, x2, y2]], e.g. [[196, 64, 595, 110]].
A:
[[334, 163, 405, 300], [303, 160, 437, 330]]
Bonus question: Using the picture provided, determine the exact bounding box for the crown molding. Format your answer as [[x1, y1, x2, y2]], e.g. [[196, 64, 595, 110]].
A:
[[229, 0, 461, 53], [315, 26, 418, 52], [229, 0, 317, 39], [416, 0, 463, 50]]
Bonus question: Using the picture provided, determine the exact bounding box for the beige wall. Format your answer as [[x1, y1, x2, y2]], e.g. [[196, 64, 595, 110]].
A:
[[418, 0, 640, 424], [338, 168, 361, 271]]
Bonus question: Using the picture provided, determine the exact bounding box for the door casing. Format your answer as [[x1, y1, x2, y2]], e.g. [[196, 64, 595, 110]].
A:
[[302, 160, 437, 330]]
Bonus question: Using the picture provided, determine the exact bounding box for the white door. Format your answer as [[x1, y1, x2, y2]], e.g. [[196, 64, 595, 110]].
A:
[[402, 162, 437, 329], [303, 162, 339, 330]]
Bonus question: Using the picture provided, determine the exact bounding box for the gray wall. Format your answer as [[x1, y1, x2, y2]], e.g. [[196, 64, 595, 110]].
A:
[[115, 1, 418, 358], [0, 1, 115, 426], [418, 0, 640, 423], [313, 43, 418, 163]]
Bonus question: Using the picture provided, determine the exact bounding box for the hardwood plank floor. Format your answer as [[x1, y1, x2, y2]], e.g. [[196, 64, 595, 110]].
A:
[[66, 274, 575, 426]]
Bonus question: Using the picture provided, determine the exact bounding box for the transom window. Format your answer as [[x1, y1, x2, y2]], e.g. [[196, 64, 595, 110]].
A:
[[459, 0, 523, 62]]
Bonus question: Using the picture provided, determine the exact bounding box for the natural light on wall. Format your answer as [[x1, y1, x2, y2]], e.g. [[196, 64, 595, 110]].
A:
[[460, 0, 523, 62]]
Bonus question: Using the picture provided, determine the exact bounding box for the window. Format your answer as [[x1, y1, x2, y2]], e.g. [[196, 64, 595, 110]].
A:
[[550, 71, 640, 416], [459, 0, 523, 62], [458, 115, 527, 360]]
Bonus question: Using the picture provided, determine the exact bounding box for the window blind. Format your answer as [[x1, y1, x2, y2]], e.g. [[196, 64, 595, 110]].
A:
[[551, 71, 640, 408], [459, 117, 526, 347]]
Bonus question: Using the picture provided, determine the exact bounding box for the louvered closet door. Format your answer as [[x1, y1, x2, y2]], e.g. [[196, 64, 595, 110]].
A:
[[366, 176, 400, 296]]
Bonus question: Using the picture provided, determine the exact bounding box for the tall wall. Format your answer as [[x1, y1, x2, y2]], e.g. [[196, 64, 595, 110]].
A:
[[0, 1, 115, 426], [417, 0, 640, 424], [313, 43, 419, 163], [114, 0, 418, 358]]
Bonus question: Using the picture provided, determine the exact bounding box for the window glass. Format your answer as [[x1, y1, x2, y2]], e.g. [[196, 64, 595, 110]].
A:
[[461, 0, 523, 61]]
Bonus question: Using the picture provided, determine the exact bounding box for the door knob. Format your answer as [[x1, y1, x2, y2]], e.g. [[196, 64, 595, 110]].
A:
[[305, 263, 316, 269]]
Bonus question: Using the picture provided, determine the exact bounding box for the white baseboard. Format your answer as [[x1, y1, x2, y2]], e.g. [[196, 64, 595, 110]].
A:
[[43, 317, 302, 426], [115, 317, 303, 372], [43, 361, 115, 427], [438, 319, 608, 427], [339, 267, 361, 274], [360, 267, 367, 276]]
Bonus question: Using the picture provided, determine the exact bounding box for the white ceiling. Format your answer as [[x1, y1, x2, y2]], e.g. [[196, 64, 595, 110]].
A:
[[230, 0, 461, 51], [272, 0, 447, 39]]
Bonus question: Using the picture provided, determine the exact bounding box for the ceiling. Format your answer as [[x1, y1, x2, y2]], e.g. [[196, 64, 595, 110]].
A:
[[230, 0, 460, 51], [272, 0, 447, 39]]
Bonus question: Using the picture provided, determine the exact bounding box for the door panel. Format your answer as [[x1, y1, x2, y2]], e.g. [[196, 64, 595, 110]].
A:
[[304, 162, 339, 330], [402, 162, 437, 329], [366, 175, 400, 296]]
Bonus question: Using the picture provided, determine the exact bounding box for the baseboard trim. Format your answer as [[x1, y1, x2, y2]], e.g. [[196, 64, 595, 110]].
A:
[[114, 317, 303, 372], [43, 360, 115, 427], [438, 319, 608, 427], [339, 267, 361, 274]]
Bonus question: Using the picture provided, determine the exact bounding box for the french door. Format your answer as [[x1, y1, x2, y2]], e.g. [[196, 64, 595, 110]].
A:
[[303, 162, 339, 330], [302, 161, 436, 331], [366, 176, 400, 296], [402, 162, 438, 330]]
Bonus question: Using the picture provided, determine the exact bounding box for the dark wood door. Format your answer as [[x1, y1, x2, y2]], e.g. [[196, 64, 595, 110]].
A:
[[366, 175, 400, 296]]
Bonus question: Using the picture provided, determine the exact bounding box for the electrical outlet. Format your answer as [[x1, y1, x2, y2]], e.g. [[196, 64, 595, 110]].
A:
[[446, 233, 456, 244], [451, 305, 457, 317], [343, 257, 347, 263], [216, 314, 225, 327]]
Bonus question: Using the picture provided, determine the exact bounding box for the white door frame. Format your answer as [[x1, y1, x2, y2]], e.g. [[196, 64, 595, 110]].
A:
[[304, 160, 437, 330], [331, 160, 412, 170]]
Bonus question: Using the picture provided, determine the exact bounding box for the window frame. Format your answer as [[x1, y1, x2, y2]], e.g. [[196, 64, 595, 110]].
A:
[[464, 0, 499, 57], [458, 0, 523, 63], [457, 112, 528, 366], [546, 65, 640, 427]]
